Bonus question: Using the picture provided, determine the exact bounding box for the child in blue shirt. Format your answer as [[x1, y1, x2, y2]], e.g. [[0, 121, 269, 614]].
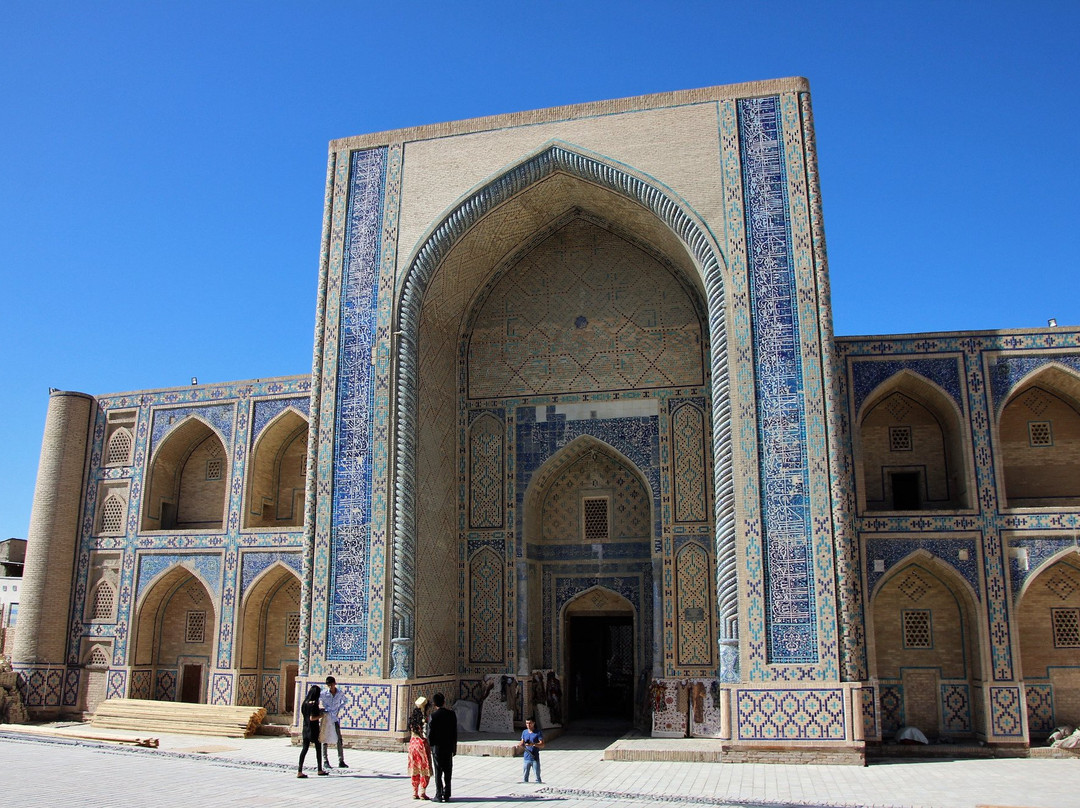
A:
[[518, 718, 544, 783]]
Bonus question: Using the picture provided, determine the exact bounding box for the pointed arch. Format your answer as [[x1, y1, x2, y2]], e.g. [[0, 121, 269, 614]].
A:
[[235, 561, 301, 711], [856, 370, 971, 511], [389, 143, 736, 676], [869, 552, 983, 739], [522, 434, 655, 545], [142, 415, 228, 531], [245, 407, 309, 528], [998, 364, 1080, 507], [130, 563, 217, 704]]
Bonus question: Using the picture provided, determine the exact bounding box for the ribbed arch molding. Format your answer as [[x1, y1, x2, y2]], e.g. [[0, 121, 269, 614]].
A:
[[392, 143, 737, 669]]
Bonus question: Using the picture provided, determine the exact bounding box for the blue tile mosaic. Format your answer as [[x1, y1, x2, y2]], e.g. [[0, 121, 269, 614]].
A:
[[251, 396, 310, 441], [988, 354, 1080, 412], [240, 551, 303, 595], [150, 404, 235, 457], [850, 357, 964, 416], [738, 95, 816, 664], [328, 147, 387, 659]]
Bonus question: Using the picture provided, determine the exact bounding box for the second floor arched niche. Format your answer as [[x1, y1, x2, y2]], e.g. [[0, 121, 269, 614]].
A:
[[999, 365, 1080, 508], [245, 409, 308, 529], [856, 371, 970, 512], [142, 417, 227, 531]]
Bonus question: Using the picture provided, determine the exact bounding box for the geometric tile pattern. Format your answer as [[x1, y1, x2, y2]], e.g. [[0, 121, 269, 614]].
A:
[[211, 672, 233, 706], [237, 673, 258, 707], [466, 218, 704, 399], [338, 682, 392, 732], [541, 451, 649, 542], [327, 147, 387, 660], [736, 688, 846, 741], [738, 95, 816, 665], [261, 674, 280, 713], [468, 548, 503, 664], [940, 683, 971, 733], [251, 396, 310, 441], [1025, 682, 1055, 734], [129, 669, 151, 700], [878, 683, 904, 735], [850, 358, 965, 417], [137, 553, 221, 601], [675, 543, 712, 666], [150, 404, 235, 458], [63, 669, 80, 707], [671, 402, 708, 523], [990, 686, 1024, 737], [469, 413, 504, 529], [155, 669, 177, 701], [107, 669, 127, 700], [239, 551, 302, 596]]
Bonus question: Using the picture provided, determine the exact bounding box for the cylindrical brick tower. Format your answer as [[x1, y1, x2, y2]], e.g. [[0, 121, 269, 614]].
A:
[[12, 390, 93, 716]]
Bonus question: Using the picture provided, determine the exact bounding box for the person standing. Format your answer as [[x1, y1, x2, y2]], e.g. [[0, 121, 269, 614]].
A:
[[298, 685, 328, 778], [426, 692, 457, 802], [320, 676, 348, 768], [518, 717, 544, 783], [407, 696, 433, 799]]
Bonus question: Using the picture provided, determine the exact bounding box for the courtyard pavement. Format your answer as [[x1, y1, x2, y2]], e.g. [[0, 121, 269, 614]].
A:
[[0, 722, 1077, 808]]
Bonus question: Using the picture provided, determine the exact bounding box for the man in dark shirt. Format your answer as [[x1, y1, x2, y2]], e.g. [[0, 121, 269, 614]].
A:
[[426, 692, 457, 802]]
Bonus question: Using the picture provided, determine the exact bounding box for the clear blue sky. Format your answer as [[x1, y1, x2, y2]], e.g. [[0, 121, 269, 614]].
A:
[[2, 1, 1077, 538]]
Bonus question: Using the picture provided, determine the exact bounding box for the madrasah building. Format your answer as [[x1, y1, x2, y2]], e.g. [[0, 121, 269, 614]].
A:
[[11, 78, 1080, 763]]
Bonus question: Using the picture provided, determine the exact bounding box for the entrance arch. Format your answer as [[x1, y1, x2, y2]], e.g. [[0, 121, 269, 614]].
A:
[[563, 587, 636, 723], [131, 565, 217, 703], [235, 562, 302, 714], [391, 144, 736, 679]]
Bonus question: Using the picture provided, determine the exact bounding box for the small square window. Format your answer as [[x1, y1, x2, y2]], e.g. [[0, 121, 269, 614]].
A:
[[1029, 421, 1053, 447], [206, 457, 223, 480], [1052, 608, 1080, 648], [889, 426, 912, 452], [902, 609, 932, 649]]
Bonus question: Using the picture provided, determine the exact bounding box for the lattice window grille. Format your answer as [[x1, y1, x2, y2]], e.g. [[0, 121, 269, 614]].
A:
[[1028, 421, 1053, 447], [93, 582, 115, 621], [1052, 608, 1080, 648], [299, 453, 307, 477], [100, 495, 125, 533], [583, 497, 609, 541], [206, 457, 223, 480], [185, 610, 206, 643], [87, 646, 109, 667], [889, 426, 913, 452], [902, 609, 932, 649], [106, 428, 133, 465], [285, 612, 301, 646]]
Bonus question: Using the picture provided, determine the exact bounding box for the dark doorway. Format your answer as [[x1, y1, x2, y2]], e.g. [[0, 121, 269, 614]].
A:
[[285, 665, 299, 713], [567, 615, 634, 721], [179, 663, 202, 703], [891, 471, 922, 510]]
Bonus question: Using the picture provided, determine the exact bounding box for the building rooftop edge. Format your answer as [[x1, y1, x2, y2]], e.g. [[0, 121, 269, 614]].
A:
[[74, 373, 313, 402], [836, 324, 1080, 343], [329, 77, 810, 151]]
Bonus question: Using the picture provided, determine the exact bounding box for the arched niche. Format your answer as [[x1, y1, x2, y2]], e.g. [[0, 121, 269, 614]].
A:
[[142, 417, 228, 531], [236, 562, 302, 713], [1016, 551, 1080, 735], [131, 564, 216, 704], [998, 366, 1080, 508], [856, 371, 970, 512], [245, 409, 308, 529], [519, 435, 654, 687], [869, 554, 983, 739], [397, 145, 730, 678]]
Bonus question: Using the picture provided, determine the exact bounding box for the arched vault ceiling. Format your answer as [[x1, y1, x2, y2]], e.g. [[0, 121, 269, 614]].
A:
[[416, 172, 705, 337]]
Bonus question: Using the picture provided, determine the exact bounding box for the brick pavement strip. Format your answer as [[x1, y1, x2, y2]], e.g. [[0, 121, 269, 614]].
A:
[[0, 727, 1077, 808]]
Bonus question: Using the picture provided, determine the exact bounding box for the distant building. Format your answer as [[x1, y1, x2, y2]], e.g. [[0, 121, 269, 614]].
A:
[[1, 539, 25, 657], [11, 79, 1080, 762]]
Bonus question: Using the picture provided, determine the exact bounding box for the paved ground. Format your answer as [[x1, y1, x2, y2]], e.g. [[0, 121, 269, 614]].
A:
[[0, 723, 1077, 808]]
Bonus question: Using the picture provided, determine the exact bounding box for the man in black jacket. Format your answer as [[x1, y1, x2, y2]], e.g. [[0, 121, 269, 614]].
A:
[[426, 692, 457, 802]]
